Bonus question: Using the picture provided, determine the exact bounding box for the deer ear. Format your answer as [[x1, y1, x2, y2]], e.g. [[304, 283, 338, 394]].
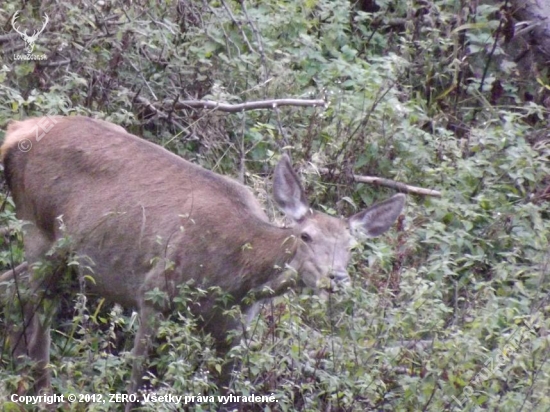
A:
[[349, 194, 405, 238], [273, 154, 309, 221]]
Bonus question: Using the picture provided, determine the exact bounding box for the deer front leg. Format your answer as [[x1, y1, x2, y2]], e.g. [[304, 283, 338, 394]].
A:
[[8, 226, 59, 394], [9, 285, 53, 395], [24, 308, 52, 393], [126, 303, 159, 412], [8, 262, 57, 394]]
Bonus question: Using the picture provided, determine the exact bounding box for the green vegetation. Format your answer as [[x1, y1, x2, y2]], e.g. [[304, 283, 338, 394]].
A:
[[1, 0, 549, 410]]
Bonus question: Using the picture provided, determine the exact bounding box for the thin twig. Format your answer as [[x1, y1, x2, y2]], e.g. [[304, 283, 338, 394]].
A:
[[128, 60, 157, 100], [239, 0, 268, 81], [274, 106, 290, 149], [220, 0, 256, 53], [203, 0, 239, 58], [238, 113, 246, 183]]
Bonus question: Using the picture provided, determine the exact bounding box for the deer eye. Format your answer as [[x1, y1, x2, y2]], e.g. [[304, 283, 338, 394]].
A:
[[300, 232, 312, 243]]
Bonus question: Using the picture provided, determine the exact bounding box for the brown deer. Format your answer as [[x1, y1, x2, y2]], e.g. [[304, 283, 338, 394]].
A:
[[1, 116, 405, 410]]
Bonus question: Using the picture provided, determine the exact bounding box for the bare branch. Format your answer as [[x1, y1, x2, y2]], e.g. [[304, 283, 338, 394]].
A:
[[166, 98, 327, 113], [315, 167, 441, 197], [0, 262, 28, 283], [39, 59, 70, 68], [0, 33, 19, 43], [1, 44, 27, 54]]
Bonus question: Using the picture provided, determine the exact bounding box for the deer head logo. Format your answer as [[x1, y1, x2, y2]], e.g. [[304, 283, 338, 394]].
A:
[[11, 11, 49, 55]]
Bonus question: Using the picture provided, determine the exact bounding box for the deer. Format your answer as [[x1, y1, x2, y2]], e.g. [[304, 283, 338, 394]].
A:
[[11, 11, 49, 55], [1, 116, 405, 410]]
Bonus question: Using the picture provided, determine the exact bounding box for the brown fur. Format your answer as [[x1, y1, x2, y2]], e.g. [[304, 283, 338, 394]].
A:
[[1, 116, 405, 410]]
